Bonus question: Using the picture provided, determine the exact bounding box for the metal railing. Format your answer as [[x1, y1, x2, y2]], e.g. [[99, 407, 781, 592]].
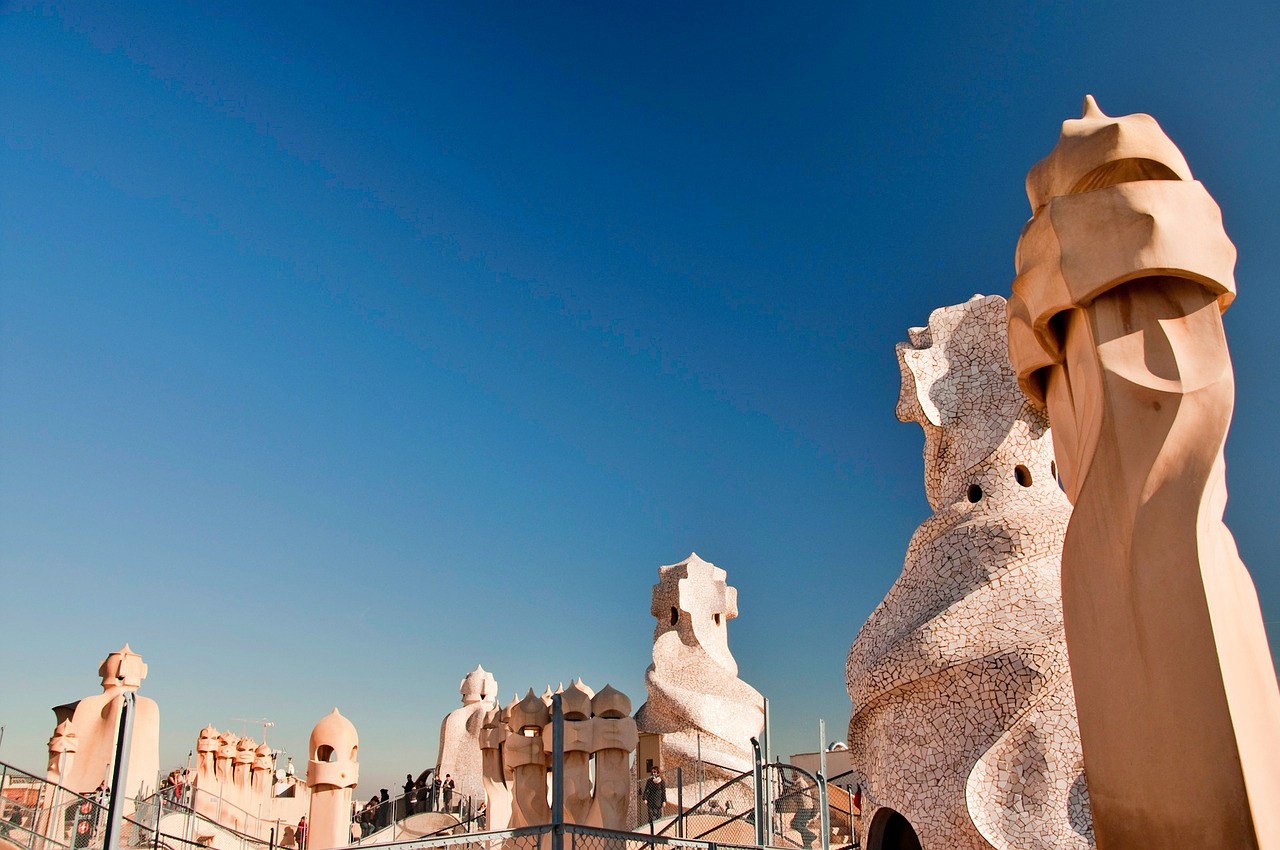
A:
[[350, 783, 484, 844], [637, 763, 822, 849], [0, 760, 276, 850], [351, 822, 784, 850]]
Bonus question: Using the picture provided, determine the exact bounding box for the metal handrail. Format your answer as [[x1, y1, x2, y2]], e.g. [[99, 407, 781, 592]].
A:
[[650, 767, 754, 835], [353, 822, 795, 850], [651, 762, 821, 837], [0, 758, 279, 850]]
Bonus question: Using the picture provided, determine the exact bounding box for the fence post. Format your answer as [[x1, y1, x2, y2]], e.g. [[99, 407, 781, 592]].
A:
[[675, 767, 683, 839], [696, 733, 703, 804], [818, 720, 829, 850], [848, 787, 858, 850], [102, 692, 136, 850], [155, 792, 164, 850], [750, 738, 764, 848], [551, 694, 564, 850], [70, 803, 84, 850], [817, 774, 829, 850]]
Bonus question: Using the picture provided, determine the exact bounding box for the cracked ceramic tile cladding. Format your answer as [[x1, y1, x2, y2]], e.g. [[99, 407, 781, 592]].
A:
[[846, 295, 1092, 850]]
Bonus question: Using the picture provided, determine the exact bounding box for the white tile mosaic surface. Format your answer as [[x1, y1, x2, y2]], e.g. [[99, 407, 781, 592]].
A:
[[636, 553, 765, 788], [845, 295, 1093, 850]]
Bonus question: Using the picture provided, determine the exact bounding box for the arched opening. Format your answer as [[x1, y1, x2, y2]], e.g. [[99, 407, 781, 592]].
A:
[[713, 613, 721, 625], [670, 607, 679, 626], [967, 484, 983, 503], [866, 808, 922, 850], [315, 745, 336, 763], [1069, 157, 1182, 194], [1014, 464, 1033, 487]]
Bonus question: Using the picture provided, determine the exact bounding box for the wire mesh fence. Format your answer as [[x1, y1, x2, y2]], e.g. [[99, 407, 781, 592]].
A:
[[350, 787, 484, 843], [4, 746, 855, 850], [359, 823, 787, 850], [629, 763, 826, 850], [0, 760, 281, 850]]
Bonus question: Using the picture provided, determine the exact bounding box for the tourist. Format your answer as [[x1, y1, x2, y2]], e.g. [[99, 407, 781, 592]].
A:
[[402, 774, 415, 819], [159, 772, 174, 802], [2, 804, 24, 838], [441, 774, 455, 813], [294, 816, 307, 850], [642, 768, 664, 823], [430, 775, 442, 813]]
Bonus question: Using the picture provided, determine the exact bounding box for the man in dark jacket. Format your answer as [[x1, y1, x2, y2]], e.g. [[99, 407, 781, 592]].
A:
[[642, 768, 665, 823], [441, 775, 455, 813]]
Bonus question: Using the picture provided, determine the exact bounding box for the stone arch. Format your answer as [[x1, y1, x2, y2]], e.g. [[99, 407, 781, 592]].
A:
[[866, 807, 922, 850]]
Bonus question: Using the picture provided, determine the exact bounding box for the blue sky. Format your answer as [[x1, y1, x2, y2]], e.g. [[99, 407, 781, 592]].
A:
[[2, 2, 1278, 791]]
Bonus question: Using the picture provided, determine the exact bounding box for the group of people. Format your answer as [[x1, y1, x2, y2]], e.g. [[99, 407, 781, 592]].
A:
[[354, 790, 389, 837], [352, 772, 459, 838], [158, 768, 191, 805], [402, 771, 456, 815]]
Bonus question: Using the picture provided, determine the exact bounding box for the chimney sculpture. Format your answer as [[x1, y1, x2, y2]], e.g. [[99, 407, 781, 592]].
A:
[[478, 703, 514, 830], [489, 682, 638, 830], [216, 731, 238, 785], [306, 709, 359, 850], [46, 721, 77, 786], [42, 721, 79, 844], [846, 294, 1090, 849], [49, 645, 160, 809], [586, 685, 638, 830], [504, 691, 551, 828], [251, 741, 274, 798], [190, 724, 309, 840], [193, 725, 221, 822], [234, 736, 256, 812], [556, 681, 596, 825], [1007, 96, 1280, 849], [435, 665, 498, 806], [635, 554, 763, 789]]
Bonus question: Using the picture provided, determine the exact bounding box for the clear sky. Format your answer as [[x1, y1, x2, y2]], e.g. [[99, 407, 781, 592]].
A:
[[2, 1, 1278, 794]]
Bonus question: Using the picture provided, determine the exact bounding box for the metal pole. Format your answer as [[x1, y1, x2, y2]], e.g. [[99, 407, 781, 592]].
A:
[[818, 721, 827, 794], [696, 732, 703, 803], [675, 767, 683, 838], [763, 698, 771, 763], [102, 691, 136, 850], [849, 783, 860, 850], [817, 775, 830, 850], [750, 738, 764, 848], [819, 720, 830, 850], [762, 699, 773, 848], [70, 804, 85, 850], [550, 694, 563, 850], [847, 787, 857, 850], [154, 793, 164, 850]]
